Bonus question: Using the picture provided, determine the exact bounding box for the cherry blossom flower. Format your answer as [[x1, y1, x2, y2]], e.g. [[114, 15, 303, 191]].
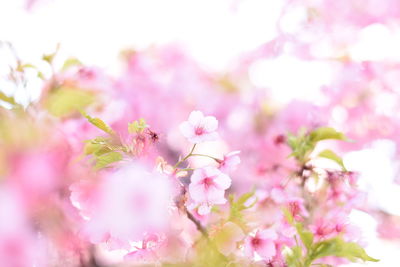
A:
[[188, 166, 231, 215], [245, 229, 278, 260], [217, 151, 241, 173], [179, 111, 219, 143], [287, 198, 309, 222]]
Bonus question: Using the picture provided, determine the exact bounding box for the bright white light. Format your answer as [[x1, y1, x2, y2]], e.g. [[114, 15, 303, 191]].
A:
[[344, 140, 400, 216], [349, 23, 400, 62], [249, 56, 332, 104]]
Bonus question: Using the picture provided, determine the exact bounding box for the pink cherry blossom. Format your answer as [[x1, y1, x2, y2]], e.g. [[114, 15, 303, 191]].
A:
[[188, 166, 231, 215], [287, 198, 309, 222], [179, 111, 219, 143], [245, 229, 278, 260], [218, 151, 241, 173]]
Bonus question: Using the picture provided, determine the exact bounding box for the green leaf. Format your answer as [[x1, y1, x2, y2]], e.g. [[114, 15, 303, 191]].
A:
[[62, 57, 82, 71], [0, 91, 17, 106], [309, 127, 348, 143], [282, 207, 294, 225], [94, 151, 123, 170], [286, 133, 298, 151], [17, 63, 37, 72], [228, 190, 256, 228], [46, 87, 95, 117], [318, 149, 347, 171], [310, 237, 379, 263], [295, 223, 314, 251], [83, 112, 115, 135], [83, 141, 102, 155], [128, 118, 148, 134], [285, 246, 303, 267]]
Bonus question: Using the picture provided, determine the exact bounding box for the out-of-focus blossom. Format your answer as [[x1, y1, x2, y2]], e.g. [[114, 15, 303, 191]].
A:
[[218, 151, 241, 173], [188, 166, 231, 215], [245, 229, 277, 260], [0, 186, 46, 267], [213, 221, 245, 256], [70, 164, 172, 250], [179, 111, 219, 144], [287, 198, 309, 222]]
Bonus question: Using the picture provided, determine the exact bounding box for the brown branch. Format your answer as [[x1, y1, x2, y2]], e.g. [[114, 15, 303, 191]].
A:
[[185, 207, 210, 240]]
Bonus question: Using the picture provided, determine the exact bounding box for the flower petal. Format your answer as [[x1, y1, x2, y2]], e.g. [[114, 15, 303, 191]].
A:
[[204, 116, 218, 132], [188, 110, 204, 126], [179, 121, 194, 139], [214, 172, 231, 190]]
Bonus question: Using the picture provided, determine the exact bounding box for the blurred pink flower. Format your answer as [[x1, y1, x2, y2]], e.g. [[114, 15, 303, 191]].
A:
[[245, 229, 277, 260], [214, 221, 245, 256], [287, 198, 309, 222], [70, 164, 172, 249], [188, 166, 231, 215], [0, 186, 46, 267], [179, 111, 219, 143], [218, 151, 241, 173]]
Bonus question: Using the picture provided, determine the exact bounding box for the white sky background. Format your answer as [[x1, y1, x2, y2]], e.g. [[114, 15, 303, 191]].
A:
[[1, 0, 400, 265]]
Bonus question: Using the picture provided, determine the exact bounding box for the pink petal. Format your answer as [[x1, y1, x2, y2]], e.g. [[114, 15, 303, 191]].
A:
[[189, 183, 207, 202], [206, 186, 227, 204], [203, 116, 218, 132], [190, 169, 206, 184], [255, 240, 276, 260], [214, 172, 231, 190], [179, 121, 194, 139], [257, 229, 278, 240], [188, 111, 204, 126]]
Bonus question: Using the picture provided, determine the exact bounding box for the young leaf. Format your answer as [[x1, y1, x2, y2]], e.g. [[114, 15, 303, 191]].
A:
[[285, 245, 303, 267], [46, 87, 95, 117], [128, 118, 148, 134], [94, 151, 123, 170], [228, 191, 256, 228], [295, 223, 314, 251], [282, 207, 294, 225], [83, 141, 102, 155], [318, 149, 347, 171], [62, 57, 82, 71], [0, 91, 17, 106], [309, 127, 348, 142], [83, 112, 115, 135], [310, 237, 379, 263]]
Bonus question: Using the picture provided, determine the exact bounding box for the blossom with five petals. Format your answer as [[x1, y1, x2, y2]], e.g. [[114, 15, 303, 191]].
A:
[[179, 111, 218, 143]]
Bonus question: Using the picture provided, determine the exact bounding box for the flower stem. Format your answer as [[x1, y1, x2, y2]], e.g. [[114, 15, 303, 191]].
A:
[[173, 144, 197, 168], [185, 207, 209, 240], [190, 153, 221, 161]]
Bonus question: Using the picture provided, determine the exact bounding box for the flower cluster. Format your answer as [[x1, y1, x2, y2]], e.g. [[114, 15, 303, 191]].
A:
[[5, 0, 400, 262]]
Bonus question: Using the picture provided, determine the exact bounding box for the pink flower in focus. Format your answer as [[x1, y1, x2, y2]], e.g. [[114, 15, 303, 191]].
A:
[[188, 166, 231, 215], [245, 229, 277, 260], [218, 151, 241, 173], [179, 111, 218, 143]]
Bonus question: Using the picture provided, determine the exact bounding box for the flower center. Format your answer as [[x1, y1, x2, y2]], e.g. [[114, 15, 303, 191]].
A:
[[289, 201, 300, 216], [202, 177, 214, 188], [195, 127, 205, 135], [251, 237, 262, 248]]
